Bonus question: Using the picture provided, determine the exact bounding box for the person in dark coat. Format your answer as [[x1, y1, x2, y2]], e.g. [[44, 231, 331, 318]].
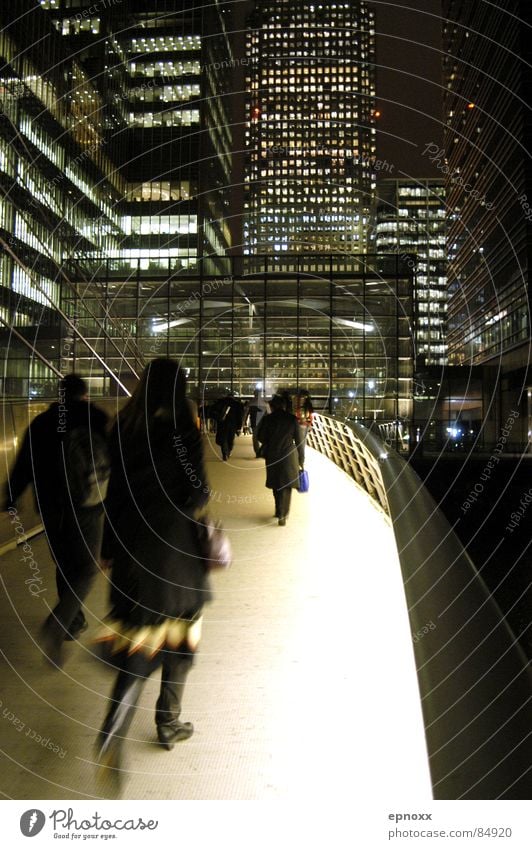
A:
[[294, 391, 314, 465], [247, 390, 269, 457], [95, 359, 212, 776], [3, 374, 109, 667], [256, 394, 304, 526], [212, 394, 244, 460]]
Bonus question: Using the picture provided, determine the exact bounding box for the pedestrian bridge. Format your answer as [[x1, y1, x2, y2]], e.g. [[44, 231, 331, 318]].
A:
[[0, 412, 530, 801]]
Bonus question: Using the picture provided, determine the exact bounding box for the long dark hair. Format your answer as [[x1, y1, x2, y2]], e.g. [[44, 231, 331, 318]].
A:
[[118, 359, 193, 439]]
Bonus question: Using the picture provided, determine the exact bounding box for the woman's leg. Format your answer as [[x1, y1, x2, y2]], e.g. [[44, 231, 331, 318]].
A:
[[277, 487, 292, 525], [155, 647, 195, 749], [97, 651, 156, 770]]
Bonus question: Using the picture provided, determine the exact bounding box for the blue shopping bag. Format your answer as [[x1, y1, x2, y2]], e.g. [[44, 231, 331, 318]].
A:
[[298, 469, 309, 492]]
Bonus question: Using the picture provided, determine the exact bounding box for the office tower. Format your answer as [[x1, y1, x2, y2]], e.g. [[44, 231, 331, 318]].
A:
[[375, 178, 447, 367], [0, 1, 234, 395], [0, 0, 136, 396], [243, 0, 377, 254], [442, 0, 532, 442]]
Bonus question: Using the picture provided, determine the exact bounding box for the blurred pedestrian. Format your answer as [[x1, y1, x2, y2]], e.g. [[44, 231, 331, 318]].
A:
[[3, 374, 109, 667], [248, 390, 269, 457], [256, 394, 304, 526], [294, 390, 314, 465], [212, 393, 244, 460], [95, 359, 212, 776]]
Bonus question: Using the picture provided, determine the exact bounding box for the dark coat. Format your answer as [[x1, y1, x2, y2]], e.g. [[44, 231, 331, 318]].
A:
[[213, 397, 244, 446], [101, 413, 212, 627], [256, 410, 304, 491], [3, 400, 108, 516]]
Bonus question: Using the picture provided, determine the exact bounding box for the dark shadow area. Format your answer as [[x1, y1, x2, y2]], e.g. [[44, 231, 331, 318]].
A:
[[411, 454, 532, 661]]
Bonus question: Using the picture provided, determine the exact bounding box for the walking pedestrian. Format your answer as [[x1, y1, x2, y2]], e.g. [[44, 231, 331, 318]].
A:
[[95, 358, 213, 777], [256, 394, 304, 526], [294, 390, 314, 465], [248, 390, 269, 457], [3, 374, 109, 667], [212, 393, 244, 460]]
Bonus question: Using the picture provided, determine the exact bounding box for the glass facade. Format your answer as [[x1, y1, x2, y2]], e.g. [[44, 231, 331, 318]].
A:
[[375, 179, 448, 367], [0, 0, 234, 396], [243, 0, 377, 254], [0, 0, 413, 421], [59, 254, 414, 418], [443, 0, 532, 367]]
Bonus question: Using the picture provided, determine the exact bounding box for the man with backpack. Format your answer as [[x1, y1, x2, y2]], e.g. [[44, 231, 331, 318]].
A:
[[3, 374, 109, 668]]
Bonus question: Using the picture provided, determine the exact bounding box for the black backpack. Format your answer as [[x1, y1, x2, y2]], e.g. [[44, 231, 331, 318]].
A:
[[63, 426, 110, 508]]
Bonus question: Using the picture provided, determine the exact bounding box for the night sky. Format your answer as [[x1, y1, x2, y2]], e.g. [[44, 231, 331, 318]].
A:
[[374, 0, 444, 178]]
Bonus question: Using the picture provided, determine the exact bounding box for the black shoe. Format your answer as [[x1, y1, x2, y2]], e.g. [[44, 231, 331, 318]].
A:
[[222, 453, 227, 461], [278, 517, 286, 526], [157, 721, 194, 751], [65, 621, 89, 642]]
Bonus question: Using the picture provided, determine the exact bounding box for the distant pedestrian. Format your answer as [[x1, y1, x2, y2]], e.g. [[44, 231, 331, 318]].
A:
[[256, 395, 304, 526], [294, 391, 314, 465], [3, 374, 109, 667], [212, 394, 244, 460], [248, 390, 269, 457]]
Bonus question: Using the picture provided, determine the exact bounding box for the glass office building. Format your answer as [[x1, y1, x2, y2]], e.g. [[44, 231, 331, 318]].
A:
[[1, 1, 413, 421], [443, 0, 531, 368], [375, 178, 447, 367], [0, 0, 234, 395], [442, 0, 532, 446], [243, 0, 377, 255]]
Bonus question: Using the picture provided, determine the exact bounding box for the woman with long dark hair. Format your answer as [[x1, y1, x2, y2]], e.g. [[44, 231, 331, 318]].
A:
[[95, 359, 212, 776]]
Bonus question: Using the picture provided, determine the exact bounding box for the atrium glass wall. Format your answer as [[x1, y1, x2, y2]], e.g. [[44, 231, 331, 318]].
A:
[[61, 254, 414, 420]]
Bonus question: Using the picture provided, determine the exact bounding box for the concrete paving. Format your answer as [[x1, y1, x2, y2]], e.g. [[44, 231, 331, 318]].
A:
[[0, 435, 432, 800]]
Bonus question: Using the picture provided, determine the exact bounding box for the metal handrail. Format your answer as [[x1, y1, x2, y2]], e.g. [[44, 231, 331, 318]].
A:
[[308, 414, 389, 515], [308, 413, 532, 800]]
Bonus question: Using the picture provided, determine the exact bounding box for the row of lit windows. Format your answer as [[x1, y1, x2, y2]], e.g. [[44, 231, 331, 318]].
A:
[[128, 110, 199, 128], [129, 84, 201, 104], [128, 61, 201, 79], [128, 36, 201, 55], [52, 16, 100, 36], [122, 216, 198, 236], [126, 181, 195, 202], [12, 266, 60, 308]]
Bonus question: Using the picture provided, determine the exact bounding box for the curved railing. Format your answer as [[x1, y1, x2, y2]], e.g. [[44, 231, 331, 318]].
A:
[[308, 413, 532, 800]]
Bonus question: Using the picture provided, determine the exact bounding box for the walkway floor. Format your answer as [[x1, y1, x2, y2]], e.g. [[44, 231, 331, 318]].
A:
[[0, 435, 432, 801]]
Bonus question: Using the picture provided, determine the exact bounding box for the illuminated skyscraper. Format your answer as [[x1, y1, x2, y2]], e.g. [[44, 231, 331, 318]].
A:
[[0, 1, 234, 395], [375, 178, 447, 367], [243, 0, 377, 254]]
